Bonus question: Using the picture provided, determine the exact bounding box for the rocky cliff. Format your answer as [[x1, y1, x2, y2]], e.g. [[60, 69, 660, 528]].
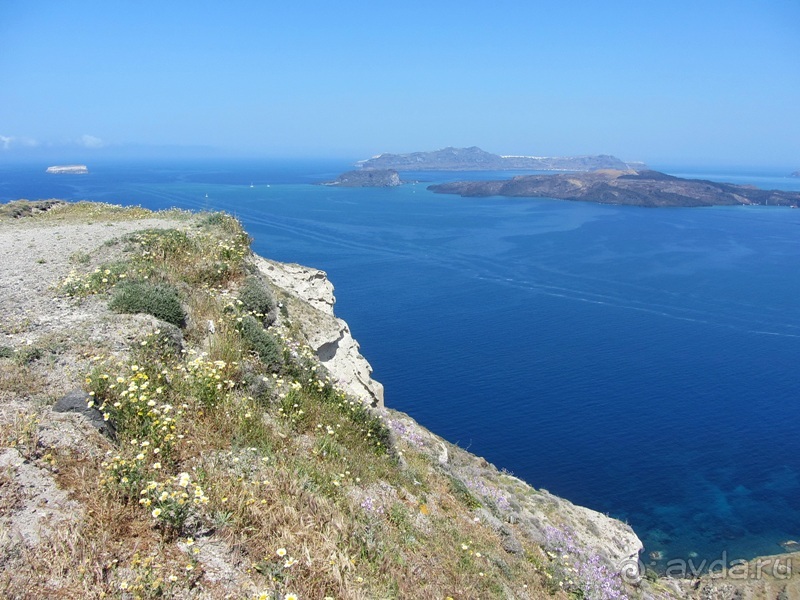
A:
[[253, 257, 384, 407], [2, 201, 793, 599]]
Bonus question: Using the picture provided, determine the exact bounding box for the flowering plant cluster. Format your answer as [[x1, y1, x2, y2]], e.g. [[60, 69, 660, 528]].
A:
[[178, 351, 237, 408], [544, 526, 628, 600], [60, 262, 133, 297], [115, 550, 194, 597], [387, 418, 426, 449], [251, 547, 306, 600], [87, 350, 227, 532], [464, 476, 512, 513], [88, 363, 179, 451], [138, 472, 210, 531], [127, 227, 250, 287]]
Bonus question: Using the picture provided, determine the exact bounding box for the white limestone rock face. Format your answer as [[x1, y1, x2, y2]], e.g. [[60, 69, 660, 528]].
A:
[[256, 259, 336, 315], [254, 257, 384, 407]]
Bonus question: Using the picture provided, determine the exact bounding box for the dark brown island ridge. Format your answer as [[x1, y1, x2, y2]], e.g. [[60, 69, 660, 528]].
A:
[[428, 169, 800, 208]]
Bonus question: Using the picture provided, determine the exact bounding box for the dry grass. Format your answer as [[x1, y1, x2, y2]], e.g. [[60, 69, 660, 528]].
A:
[[0, 451, 202, 599]]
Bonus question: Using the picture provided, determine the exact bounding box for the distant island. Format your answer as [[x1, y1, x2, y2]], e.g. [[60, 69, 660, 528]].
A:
[[357, 146, 642, 172], [791, 170, 799, 177], [321, 168, 402, 187], [46, 164, 88, 174], [428, 169, 800, 208]]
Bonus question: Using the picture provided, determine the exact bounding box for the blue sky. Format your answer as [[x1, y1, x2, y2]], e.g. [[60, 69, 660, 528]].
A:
[[1, 0, 798, 167]]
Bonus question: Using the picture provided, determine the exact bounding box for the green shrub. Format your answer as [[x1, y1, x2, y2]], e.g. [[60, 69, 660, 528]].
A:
[[60, 261, 131, 297], [237, 276, 276, 325], [109, 281, 185, 327], [448, 476, 482, 509], [126, 228, 195, 260], [23, 348, 43, 363], [197, 211, 241, 234], [238, 315, 282, 369]]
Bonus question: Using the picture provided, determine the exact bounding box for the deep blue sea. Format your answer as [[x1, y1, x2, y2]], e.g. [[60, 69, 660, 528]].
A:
[[3, 158, 800, 570]]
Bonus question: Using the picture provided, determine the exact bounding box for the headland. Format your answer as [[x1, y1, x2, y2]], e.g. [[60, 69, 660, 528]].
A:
[[428, 169, 800, 207]]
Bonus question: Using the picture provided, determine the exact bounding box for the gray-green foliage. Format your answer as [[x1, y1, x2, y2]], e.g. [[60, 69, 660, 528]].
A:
[[109, 281, 185, 327], [448, 475, 482, 509], [238, 315, 282, 369], [237, 276, 277, 326]]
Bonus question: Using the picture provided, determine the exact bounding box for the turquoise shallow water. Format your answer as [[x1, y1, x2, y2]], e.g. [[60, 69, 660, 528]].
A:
[[3, 159, 800, 569]]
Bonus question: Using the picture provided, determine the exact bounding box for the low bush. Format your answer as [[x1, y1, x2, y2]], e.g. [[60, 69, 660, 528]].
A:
[[109, 281, 185, 327], [238, 315, 282, 369], [238, 276, 277, 325]]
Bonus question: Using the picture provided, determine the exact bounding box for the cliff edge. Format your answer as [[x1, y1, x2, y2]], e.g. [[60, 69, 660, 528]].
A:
[[3, 201, 787, 599]]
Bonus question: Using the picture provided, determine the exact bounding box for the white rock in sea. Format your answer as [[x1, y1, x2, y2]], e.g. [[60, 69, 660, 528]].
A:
[[46, 164, 89, 174]]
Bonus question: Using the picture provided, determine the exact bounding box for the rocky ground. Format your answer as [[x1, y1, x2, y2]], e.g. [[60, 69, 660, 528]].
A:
[[0, 203, 198, 577]]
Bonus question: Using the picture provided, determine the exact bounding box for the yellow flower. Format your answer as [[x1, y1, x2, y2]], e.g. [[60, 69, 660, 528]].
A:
[[284, 595, 298, 600], [276, 548, 287, 557], [152, 508, 162, 518]]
